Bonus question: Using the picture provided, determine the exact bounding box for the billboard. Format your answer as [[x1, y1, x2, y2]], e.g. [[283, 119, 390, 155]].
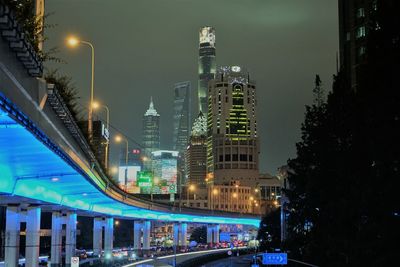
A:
[[152, 158, 177, 194], [118, 165, 141, 192]]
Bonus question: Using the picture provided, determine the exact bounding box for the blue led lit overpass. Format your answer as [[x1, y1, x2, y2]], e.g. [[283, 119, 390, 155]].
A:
[[0, 102, 259, 227]]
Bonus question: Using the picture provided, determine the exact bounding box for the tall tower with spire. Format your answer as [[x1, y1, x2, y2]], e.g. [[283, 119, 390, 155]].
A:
[[198, 26, 216, 115], [142, 97, 160, 169]]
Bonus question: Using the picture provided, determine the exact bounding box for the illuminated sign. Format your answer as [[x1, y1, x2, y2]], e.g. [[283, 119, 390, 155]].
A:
[[118, 166, 141, 192], [199, 26, 215, 47], [137, 171, 153, 188], [101, 124, 109, 141], [262, 253, 287, 265], [231, 66, 241, 72]]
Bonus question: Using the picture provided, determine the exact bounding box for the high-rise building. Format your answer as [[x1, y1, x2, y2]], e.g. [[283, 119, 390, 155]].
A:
[[173, 81, 191, 153], [142, 97, 160, 170], [185, 112, 207, 187], [207, 66, 259, 187], [338, 0, 375, 90], [198, 26, 216, 114], [78, 120, 109, 169]]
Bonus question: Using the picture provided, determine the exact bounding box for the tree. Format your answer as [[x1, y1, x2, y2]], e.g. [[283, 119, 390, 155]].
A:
[[45, 70, 81, 120], [257, 208, 281, 252], [190, 226, 207, 244], [285, 1, 400, 265]]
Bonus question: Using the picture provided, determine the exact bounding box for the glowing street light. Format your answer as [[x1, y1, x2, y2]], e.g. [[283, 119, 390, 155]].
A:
[[110, 166, 118, 175], [66, 35, 95, 142]]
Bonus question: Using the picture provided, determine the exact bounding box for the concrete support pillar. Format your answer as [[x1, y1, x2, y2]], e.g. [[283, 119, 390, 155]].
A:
[[4, 206, 20, 267], [50, 212, 62, 267], [206, 224, 213, 246], [93, 217, 103, 256], [133, 220, 142, 250], [104, 217, 114, 257], [173, 223, 179, 247], [213, 224, 220, 244], [25, 207, 41, 267], [142, 220, 151, 250], [179, 223, 187, 248], [65, 212, 77, 266]]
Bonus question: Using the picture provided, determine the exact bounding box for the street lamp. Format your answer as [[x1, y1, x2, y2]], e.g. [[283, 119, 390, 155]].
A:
[[66, 36, 95, 142], [115, 135, 129, 191], [92, 101, 110, 169]]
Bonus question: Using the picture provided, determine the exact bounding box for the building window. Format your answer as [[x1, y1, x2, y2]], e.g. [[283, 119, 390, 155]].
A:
[[358, 46, 366, 56], [356, 26, 366, 39], [197, 203, 200, 207], [356, 7, 365, 18]]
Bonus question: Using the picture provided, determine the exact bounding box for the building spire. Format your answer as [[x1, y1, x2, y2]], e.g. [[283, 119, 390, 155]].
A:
[[144, 96, 159, 116], [149, 96, 154, 109]]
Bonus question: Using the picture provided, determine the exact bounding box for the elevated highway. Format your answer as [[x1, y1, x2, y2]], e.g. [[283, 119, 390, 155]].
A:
[[0, 3, 259, 266]]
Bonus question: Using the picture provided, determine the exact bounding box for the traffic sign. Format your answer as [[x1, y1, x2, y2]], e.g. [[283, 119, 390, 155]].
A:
[[71, 257, 79, 267], [227, 250, 232, 256], [262, 253, 287, 265]]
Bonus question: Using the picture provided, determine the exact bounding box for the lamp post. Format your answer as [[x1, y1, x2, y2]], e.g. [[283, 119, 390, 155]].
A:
[[115, 135, 129, 191], [92, 101, 110, 169], [67, 36, 95, 142]]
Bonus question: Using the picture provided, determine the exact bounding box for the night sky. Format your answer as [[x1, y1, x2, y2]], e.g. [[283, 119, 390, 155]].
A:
[[45, 0, 338, 174]]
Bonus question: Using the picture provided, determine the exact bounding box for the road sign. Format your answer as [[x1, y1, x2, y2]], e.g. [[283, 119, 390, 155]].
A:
[[71, 257, 79, 267], [262, 253, 287, 265], [227, 250, 232, 256]]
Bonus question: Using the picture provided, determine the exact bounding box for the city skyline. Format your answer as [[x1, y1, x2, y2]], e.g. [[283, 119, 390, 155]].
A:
[[45, 0, 339, 173]]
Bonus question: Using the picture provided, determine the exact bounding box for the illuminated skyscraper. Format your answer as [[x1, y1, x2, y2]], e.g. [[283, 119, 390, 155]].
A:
[[207, 66, 259, 186], [142, 97, 160, 170], [186, 112, 207, 187], [173, 81, 191, 154], [198, 26, 216, 114], [173, 81, 191, 189]]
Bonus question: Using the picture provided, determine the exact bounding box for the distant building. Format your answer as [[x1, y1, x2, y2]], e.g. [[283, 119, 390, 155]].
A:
[[78, 120, 109, 169], [207, 66, 259, 187], [173, 81, 191, 190], [142, 97, 160, 170], [258, 173, 282, 215], [198, 26, 216, 114], [185, 112, 207, 187], [338, 0, 374, 90], [173, 81, 192, 153], [208, 184, 256, 214]]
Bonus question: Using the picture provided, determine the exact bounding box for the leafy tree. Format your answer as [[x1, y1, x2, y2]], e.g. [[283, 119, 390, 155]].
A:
[[285, 1, 400, 265], [4, 0, 63, 62], [257, 208, 281, 252], [45, 69, 81, 120], [190, 226, 207, 244]]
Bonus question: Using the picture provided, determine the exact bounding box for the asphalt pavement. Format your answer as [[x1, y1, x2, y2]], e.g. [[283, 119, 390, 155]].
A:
[[202, 254, 255, 267]]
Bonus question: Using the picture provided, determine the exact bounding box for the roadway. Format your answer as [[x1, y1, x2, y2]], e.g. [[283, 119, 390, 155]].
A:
[[123, 248, 234, 267]]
